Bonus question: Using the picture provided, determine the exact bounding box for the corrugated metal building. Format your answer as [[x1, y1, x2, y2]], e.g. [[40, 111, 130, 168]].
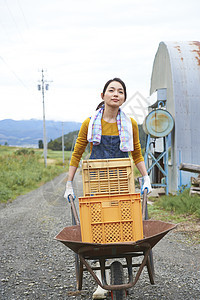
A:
[[150, 41, 200, 193]]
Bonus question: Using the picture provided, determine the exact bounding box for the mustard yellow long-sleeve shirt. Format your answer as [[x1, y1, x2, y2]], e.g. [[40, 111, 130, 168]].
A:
[[70, 117, 144, 167]]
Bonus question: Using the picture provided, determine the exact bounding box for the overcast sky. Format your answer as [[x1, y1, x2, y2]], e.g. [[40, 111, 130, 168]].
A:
[[0, 0, 199, 123]]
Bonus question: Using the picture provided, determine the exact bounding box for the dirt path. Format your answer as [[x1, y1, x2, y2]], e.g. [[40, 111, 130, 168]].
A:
[[0, 172, 200, 299]]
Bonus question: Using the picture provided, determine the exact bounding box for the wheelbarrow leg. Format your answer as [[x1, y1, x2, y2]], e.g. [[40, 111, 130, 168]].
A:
[[99, 258, 107, 286], [126, 256, 133, 284], [146, 255, 155, 284], [148, 249, 155, 277], [77, 259, 83, 290]]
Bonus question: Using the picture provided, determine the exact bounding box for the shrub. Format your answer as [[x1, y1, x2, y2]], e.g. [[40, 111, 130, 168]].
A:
[[156, 188, 200, 218], [0, 183, 12, 202], [15, 148, 35, 155]]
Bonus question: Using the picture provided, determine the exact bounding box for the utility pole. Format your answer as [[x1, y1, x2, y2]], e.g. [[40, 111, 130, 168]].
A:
[[37, 69, 51, 167], [62, 122, 65, 167]]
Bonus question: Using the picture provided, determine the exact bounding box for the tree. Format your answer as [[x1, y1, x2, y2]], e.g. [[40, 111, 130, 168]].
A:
[[48, 139, 61, 150], [38, 140, 43, 149], [47, 130, 79, 151]]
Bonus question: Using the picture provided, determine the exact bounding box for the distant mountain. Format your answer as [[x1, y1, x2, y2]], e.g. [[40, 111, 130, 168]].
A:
[[0, 119, 82, 147]]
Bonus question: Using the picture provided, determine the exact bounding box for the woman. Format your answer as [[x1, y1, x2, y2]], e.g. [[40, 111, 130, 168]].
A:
[[64, 78, 151, 299], [64, 77, 151, 197]]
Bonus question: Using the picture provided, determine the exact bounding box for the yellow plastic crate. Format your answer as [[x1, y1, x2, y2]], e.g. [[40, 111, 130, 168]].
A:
[[82, 158, 135, 196], [79, 193, 143, 244]]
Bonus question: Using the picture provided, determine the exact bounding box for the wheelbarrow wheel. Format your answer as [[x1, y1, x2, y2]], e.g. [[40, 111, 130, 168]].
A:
[[110, 261, 126, 300]]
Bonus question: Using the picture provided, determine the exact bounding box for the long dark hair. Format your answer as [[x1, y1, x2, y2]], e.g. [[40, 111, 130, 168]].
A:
[[96, 77, 127, 110]]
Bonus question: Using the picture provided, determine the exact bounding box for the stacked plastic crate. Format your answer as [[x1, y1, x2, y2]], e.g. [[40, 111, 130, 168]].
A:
[[79, 158, 143, 244]]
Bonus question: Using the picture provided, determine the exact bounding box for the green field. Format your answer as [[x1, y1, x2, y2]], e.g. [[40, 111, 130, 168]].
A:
[[0, 146, 70, 203]]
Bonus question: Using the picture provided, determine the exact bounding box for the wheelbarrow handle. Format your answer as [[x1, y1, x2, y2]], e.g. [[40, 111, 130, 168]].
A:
[[68, 194, 80, 226], [142, 188, 148, 220]]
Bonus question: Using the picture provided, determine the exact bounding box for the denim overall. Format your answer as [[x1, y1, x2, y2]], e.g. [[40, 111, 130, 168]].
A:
[[90, 135, 128, 159]]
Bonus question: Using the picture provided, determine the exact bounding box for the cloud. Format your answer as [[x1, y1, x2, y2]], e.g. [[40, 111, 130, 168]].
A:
[[0, 0, 200, 122]]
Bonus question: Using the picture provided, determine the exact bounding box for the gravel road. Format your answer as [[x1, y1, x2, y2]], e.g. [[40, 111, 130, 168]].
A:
[[0, 171, 200, 300]]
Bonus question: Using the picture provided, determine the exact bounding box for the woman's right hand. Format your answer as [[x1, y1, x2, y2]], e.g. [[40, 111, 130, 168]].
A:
[[141, 175, 152, 194], [64, 181, 74, 199]]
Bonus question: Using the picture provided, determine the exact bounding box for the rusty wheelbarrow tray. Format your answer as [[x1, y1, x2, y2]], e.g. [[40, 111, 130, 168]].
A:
[[55, 218, 176, 292]]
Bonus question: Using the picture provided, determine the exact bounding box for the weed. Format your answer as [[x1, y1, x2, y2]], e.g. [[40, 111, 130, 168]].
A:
[[154, 189, 200, 218]]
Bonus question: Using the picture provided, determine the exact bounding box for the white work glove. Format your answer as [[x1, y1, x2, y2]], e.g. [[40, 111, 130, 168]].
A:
[[64, 181, 74, 199], [141, 175, 152, 194]]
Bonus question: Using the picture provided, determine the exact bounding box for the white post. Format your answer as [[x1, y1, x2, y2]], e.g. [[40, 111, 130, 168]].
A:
[[38, 69, 47, 167], [62, 122, 65, 167]]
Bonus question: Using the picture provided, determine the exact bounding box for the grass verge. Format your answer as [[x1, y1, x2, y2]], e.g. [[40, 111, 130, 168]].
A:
[[0, 146, 70, 203], [148, 190, 200, 244]]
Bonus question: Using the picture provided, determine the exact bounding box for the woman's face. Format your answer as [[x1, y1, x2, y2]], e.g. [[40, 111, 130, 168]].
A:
[[101, 81, 125, 108]]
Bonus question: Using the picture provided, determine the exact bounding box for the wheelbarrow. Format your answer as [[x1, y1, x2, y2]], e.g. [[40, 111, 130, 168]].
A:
[[55, 190, 177, 299]]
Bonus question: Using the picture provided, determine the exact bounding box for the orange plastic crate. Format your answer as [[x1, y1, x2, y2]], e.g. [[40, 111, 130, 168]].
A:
[[82, 158, 135, 196], [79, 193, 143, 244]]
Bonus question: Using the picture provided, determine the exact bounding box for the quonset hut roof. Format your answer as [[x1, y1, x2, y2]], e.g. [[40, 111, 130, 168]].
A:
[[150, 41, 200, 192]]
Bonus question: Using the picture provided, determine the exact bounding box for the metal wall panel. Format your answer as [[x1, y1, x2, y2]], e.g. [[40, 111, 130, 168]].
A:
[[150, 41, 200, 193]]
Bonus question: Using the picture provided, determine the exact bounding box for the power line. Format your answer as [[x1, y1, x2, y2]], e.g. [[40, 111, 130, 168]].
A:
[[4, 0, 24, 42], [0, 56, 29, 89], [17, 0, 29, 30], [0, 16, 10, 36]]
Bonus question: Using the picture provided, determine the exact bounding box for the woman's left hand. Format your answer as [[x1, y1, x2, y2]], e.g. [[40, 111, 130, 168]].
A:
[[141, 175, 152, 194]]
